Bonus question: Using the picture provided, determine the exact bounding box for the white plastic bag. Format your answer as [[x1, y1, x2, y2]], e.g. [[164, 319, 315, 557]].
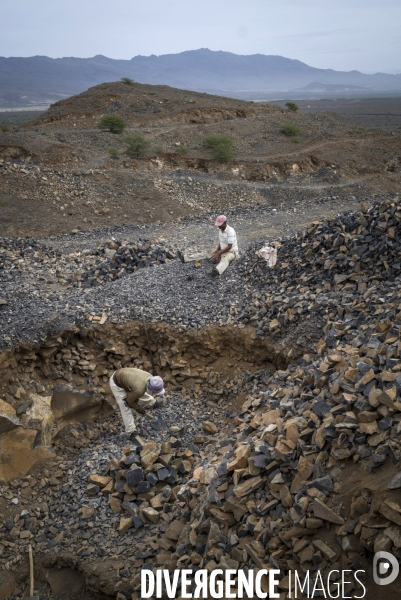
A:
[[257, 245, 277, 267]]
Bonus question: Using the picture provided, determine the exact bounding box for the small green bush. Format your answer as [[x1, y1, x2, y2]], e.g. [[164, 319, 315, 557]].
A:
[[280, 124, 300, 137], [108, 147, 119, 159], [0, 125, 9, 132], [285, 102, 299, 112], [99, 115, 126, 134], [122, 134, 151, 157], [121, 77, 135, 85], [155, 146, 165, 155], [175, 144, 188, 155], [203, 134, 234, 162]]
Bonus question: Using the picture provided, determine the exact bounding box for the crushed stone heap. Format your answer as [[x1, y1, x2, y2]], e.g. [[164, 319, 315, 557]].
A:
[[236, 195, 401, 342], [2, 195, 401, 599], [241, 196, 401, 289], [118, 195, 401, 596], [0, 237, 177, 290], [77, 238, 177, 288]]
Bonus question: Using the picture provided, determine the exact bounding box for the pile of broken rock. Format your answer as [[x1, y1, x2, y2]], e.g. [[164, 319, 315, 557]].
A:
[[238, 195, 401, 341], [77, 238, 177, 288], [3, 196, 401, 599], [89, 436, 196, 537], [0, 236, 177, 294], [89, 306, 401, 595], [114, 196, 401, 597], [115, 345, 401, 595]]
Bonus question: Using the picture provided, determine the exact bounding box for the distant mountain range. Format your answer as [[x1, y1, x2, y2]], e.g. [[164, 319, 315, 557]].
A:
[[292, 82, 372, 93], [1, 48, 401, 108]]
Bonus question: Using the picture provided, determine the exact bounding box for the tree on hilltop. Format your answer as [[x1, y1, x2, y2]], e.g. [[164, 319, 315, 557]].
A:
[[285, 102, 299, 112]]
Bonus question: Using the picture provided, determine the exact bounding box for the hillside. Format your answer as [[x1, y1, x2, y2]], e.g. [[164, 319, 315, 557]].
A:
[[0, 80, 400, 238], [1, 49, 401, 108]]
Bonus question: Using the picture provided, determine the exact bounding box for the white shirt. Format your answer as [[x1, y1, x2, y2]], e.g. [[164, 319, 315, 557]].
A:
[[219, 225, 238, 252]]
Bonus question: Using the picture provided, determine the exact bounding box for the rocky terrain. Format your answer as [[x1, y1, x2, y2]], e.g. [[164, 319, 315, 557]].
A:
[[1, 82, 401, 599], [0, 81, 400, 238]]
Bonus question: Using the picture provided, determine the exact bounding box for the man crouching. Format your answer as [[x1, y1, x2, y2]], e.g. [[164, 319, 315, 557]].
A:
[[110, 368, 165, 440]]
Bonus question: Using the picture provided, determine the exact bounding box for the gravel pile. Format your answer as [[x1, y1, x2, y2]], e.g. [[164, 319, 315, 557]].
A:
[[3, 193, 401, 598], [0, 237, 60, 283], [0, 245, 246, 348], [77, 239, 176, 289], [0, 236, 177, 293], [234, 194, 401, 342], [0, 193, 396, 352]]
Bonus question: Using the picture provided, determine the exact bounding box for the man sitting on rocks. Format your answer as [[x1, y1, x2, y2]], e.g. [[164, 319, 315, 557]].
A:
[[109, 368, 165, 440], [177, 215, 239, 277], [211, 215, 239, 276]]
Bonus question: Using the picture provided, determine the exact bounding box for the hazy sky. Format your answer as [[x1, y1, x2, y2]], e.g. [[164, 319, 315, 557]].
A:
[[1, 0, 400, 73]]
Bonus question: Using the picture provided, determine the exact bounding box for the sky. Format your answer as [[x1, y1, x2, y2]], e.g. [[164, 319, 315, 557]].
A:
[[1, 0, 400, 73]]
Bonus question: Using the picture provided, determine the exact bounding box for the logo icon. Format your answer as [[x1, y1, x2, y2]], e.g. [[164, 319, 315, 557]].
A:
[[373, 551, 399, 586]]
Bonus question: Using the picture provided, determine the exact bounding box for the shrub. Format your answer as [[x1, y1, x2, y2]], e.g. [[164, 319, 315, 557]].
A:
[[280, 124, 300, 137], [155, 146, 165, 155], [203, 134, 234, 162], [121, 77, 135, 85], [175, 144, 188, 154], [108, 147, 119, 159], [122, 134, 151, 157], [98, 115, 126, 134], [285, 102, 299, 112], [1, 125, 9, 132]]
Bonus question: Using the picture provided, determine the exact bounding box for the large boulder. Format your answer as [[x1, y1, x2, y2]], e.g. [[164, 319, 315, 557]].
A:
[[0, 427, 54, 483], [0, 398, 20, 434], [51, 385, 106, 425]]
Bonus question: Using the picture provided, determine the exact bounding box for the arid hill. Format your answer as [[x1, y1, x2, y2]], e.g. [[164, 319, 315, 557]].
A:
[[0, 81, 400, 237]]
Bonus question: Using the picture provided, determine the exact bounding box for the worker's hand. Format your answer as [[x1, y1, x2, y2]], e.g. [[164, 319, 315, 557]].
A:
[[211, 254, 219, 264]]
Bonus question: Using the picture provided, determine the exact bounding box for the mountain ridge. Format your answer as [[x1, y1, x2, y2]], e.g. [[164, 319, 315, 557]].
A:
[[1, 48, 401, 108]]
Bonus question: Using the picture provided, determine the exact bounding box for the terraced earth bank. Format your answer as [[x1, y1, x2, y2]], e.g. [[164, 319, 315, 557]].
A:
[[1, 82, 401, 599]]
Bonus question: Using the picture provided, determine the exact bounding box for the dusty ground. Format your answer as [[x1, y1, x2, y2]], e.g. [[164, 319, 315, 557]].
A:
[[0, 82, 400, 238]]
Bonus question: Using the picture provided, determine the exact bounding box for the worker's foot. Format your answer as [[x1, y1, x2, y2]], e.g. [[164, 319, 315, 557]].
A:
[[211, 267, 219, 277], [128, 430, 138, 443], [177, 250, 185, 263]]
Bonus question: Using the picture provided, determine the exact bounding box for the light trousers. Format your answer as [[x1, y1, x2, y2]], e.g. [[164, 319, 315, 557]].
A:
[[216, 250, 239, 274], [182, 251, 213, 263], [109, 375, 137, 434]]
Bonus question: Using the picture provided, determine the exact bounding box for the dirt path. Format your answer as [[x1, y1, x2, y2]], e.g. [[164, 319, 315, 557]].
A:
[[41, 192, 363, 255]]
